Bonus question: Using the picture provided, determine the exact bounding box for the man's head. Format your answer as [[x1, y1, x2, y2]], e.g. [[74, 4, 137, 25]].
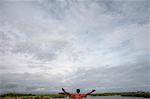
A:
[[76, 89, 80, 93]]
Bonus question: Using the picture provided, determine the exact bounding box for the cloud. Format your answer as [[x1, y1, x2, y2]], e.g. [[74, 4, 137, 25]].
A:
[[67, 58, 149, 91], [0, 0, 149, 93]]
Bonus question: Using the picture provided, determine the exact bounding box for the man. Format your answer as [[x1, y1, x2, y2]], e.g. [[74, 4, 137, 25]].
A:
[[62, 88, 96, 99]]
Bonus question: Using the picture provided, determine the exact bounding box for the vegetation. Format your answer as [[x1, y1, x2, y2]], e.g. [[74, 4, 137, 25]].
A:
[[120, 92, 150, 98], [0, 91, 149, 98], [91, 92, 150, 98], [0, 93, 65, 99]]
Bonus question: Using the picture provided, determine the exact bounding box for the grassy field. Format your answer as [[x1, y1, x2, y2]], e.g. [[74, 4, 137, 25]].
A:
[[0, 92, 149, 99]]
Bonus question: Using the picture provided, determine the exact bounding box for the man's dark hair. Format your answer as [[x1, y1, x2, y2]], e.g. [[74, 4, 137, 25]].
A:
[[76, 89, 80, 93]]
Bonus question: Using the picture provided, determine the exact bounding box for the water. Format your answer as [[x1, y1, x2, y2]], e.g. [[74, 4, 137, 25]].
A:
[[86, 96, 146, 99]]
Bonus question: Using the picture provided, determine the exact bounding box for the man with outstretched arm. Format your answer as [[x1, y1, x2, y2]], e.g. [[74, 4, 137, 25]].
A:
[[62, 88, 96, 99]]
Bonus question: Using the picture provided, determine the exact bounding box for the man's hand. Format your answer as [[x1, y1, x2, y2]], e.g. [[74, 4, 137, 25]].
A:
[[62, 88, 65, 91], [92, 89, 96, 92]]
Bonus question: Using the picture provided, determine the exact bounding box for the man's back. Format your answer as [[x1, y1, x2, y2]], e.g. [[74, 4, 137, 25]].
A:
[[70, 93, 86, 99], [61, 88, 95, 99]]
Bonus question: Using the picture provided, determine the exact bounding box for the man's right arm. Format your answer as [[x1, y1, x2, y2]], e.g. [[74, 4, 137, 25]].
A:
[[62, 88, 71, 96]]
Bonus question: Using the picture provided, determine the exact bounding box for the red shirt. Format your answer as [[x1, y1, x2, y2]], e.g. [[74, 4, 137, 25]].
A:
[[70, 93, 86, 99]]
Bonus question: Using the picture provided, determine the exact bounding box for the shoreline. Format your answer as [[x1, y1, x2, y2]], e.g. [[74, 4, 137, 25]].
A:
[[90, 92, 150, 98], [0, 92, 150, 98]]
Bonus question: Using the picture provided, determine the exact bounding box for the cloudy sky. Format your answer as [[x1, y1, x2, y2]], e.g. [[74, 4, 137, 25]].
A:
[[0, 0, 149, 94]]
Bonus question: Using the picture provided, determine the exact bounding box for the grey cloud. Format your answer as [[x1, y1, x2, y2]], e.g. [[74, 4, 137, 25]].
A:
[[0, 72, 64, 93], [69, 60, 149, 92], [0, 27, 68, 61], [37, 0, 71, 20], [28, 64, 51, 71], [96, 0, 149, 26]]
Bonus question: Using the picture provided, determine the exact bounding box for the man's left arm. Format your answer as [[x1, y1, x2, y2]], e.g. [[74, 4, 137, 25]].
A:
[[85, 89, 96, 96]]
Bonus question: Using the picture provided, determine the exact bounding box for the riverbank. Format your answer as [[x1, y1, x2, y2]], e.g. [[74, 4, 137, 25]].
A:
[[0, 92, 149, 98], [91, 92, 150, 98]]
